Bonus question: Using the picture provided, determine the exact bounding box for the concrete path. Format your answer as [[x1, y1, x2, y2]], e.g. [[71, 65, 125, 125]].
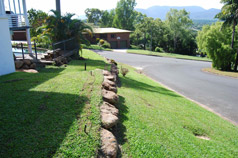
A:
[[95, 50, 238, 125]]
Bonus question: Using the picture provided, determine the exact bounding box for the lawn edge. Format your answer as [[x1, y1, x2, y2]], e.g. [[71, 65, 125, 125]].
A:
[[120, 63, 237, 126], [127, 51, 212, 62], [202, 68, 238, 79]]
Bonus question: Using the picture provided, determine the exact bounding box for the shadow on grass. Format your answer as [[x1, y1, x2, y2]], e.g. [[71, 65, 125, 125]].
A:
[[69, 59, 110, 71], [112, 96, 128, 158], [0, 67, 89, 157], [120, 76, 181, 98]]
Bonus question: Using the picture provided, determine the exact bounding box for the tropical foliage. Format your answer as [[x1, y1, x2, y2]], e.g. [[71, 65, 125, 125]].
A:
[[197, 22, 236, 70], [30, 10, 92, 49], [215, 0, 238, 71]]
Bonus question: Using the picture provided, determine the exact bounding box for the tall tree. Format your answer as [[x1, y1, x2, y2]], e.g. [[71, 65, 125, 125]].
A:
[[216, 0, 238, 71], [28, 9, 48, 37], [165, 9, 193, 53], [100, 10, 114, 27], [113, 0, 137, 30], [197, 22, 236, 70], [85, 8, 102, 25]]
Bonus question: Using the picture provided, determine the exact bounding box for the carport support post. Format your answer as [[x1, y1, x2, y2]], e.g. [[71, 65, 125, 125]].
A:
[[150, 27, 153, 51], [22, 0, 32, 55]]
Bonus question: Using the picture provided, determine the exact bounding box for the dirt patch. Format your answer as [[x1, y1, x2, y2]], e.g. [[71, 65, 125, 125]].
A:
[[17, 69, 39, 73], [196, 135, 210, 140], [137, 95, 153, 107], [183, 125, 210, 140], [202, 68, 238, 78]]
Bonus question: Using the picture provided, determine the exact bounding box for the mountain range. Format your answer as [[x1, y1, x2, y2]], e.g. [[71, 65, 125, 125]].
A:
[[136, 6, 221, 20]]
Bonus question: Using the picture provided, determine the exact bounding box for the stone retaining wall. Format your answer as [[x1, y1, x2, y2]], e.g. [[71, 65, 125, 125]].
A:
[[99, 63, 120, 158]]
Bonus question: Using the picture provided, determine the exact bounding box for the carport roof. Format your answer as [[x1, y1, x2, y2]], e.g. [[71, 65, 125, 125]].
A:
[[92, 28, 132, 34]]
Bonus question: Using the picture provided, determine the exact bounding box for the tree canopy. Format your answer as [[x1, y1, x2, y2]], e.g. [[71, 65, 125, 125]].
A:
[[112, 0, 137, 30], [197, 22, 236, 70]]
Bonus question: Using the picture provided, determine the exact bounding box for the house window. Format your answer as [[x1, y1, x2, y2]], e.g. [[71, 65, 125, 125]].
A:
[[100, 34, 107, 40], [111, 34, 116, 39]]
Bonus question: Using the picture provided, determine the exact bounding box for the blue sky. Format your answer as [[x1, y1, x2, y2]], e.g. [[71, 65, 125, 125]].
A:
[[26, 0, 223, 17]]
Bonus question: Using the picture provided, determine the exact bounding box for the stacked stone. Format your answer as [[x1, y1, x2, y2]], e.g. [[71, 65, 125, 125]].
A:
[[100, 63, 120, 158], [15, 59, 36, 70]]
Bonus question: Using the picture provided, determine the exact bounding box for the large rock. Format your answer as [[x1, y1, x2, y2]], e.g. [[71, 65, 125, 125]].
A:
[[102, 90, 119, 105], [15, 60, 24, 69], [102, 81, 117, 93], [101, 129, 118, 158], [23, 59, 32, 66], [103, 70, 112, 76], [103, 79, 116, 87], [100, 102, 119, 116], [101, 113, 119, 129], [104, 75, 115, 81], [29, 63, 36, 69], [22, 64, 29, 69]]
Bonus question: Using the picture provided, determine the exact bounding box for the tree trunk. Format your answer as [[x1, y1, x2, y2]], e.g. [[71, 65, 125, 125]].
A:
[[234, 48, 238, 72], [173, 37, 177, 53], [231, 21, 236, 49], [143, 33, 146, 50]]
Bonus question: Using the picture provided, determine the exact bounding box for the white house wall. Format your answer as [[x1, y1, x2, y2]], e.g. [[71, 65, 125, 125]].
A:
[[0, 16, 15, 76]]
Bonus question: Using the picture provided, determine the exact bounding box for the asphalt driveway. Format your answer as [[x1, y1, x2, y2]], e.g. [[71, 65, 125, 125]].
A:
[[95, 50, 238, 124]]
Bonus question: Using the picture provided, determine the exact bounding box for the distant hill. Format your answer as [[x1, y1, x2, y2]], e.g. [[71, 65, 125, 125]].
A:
[[136, 6, 221, 20]]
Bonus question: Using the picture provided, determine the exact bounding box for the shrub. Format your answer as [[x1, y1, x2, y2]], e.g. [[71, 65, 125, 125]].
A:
[[197, 22, 236, 71], [121, 67, 129, 77], [99, 39, 105, 45], [130, 45, 140, 49], [102, 41, 111, 48], [110, 59, 117, 65], [96, 38, 100, 43], [155, 47, 164, 52]]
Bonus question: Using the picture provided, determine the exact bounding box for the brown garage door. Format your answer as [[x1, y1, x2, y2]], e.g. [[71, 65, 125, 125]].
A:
[[120, 40, 127, 48], [110, 41, 117, 49]]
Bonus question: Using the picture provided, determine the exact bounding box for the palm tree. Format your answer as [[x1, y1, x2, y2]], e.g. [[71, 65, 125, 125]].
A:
[[215, 0, 238, 71], [35, 10, 92, 55]]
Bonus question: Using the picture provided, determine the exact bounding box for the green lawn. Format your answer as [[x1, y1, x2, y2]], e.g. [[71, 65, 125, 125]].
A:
[[1, 49, 237, 157], [116, 64, 238, 157], [127, 49, 212, 62], [0, 49, 107, 158]]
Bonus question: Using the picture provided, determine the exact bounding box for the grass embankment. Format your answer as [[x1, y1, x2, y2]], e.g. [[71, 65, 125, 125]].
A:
[[127, 49, 211, 62], [203, 68, 238, 78], [116, 64, 238, 157], [1, 50, 237, 157], [0, 50, 108, 157]]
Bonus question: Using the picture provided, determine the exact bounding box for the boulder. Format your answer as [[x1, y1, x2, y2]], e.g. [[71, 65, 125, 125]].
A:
[[29, 63, 36, 69], [100, 129, 118, 158], [103, 70, 111, 76], [23, 59, 32, 65], [102, 80, 117, 93], [100, 102, 119, 116], [104, 75, 115, 81], [102, 90, 119, 105], [103, 79, 116, 87], [103, 86, 117, 94], [22, 64, 29, 69], [15, 60, 24, 69], [101, 113, 119, 129]]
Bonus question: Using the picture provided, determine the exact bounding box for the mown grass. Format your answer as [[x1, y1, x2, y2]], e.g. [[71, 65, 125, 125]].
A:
[[203, 68, 238, 78], [116, 64, 238, 157], [0, 49, 106, 158], [127, 49, 212, 62]]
